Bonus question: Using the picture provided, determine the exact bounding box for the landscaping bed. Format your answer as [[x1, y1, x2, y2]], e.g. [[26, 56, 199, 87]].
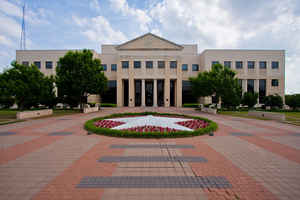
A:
[[84, 112, 217, 138]]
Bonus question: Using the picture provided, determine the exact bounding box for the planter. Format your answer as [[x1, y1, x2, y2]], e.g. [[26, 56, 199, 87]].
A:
[[16, 109, 53, 120], [248, 111, 285, 121], [83, 106, 99, 113], [201, 107, 217, 114]]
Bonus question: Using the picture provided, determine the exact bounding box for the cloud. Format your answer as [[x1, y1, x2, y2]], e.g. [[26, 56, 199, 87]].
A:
[[72, 15, 127, 44], [90, 0, 101, 12], [109, 0, 152, 32], [0, 35, 14, 47]]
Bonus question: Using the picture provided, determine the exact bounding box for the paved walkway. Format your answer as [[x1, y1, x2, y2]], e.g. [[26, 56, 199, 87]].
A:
[[0, 107, 300, 200]]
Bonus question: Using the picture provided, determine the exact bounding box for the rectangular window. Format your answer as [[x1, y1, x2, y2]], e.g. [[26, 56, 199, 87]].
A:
[[158, 61, 165, 68], [146, 61, 153, 68], [134, 61, 141, 68], [238, 79, 243, 87], [170, 61, 177, 69], [111, 64, 117, 71], [248, 61, 255, 69], [34, 61, 41, 69], [259, 61, 267, 69], [272, 61, 279, 69], [247, 79, 254, 93], [22, 61, 29, 66], [211, 61, 219, 66], [224, 61, 231, 68], [122, 61, 129, 68], [236, 61, 243, 69], [102, 64, 107, 71], [182, 64, 188, 71], [45, 61, 53, 69], [272, 79, 279, 86], [192, 64, 199, 71]]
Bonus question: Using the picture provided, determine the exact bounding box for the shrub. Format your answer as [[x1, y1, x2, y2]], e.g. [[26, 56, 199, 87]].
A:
[[264, 94, 283, 109], [84, 112, 218, 138], [100, 103, 117, 107], [183, 103, 199, 108], [241, 92, 258, 109], [285, 94, 300, 110]]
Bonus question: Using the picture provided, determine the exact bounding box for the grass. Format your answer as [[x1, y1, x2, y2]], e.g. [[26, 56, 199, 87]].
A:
[[218, 110, 300, 126], [0, 109, 81, 125], [85, 112, 218, 138]]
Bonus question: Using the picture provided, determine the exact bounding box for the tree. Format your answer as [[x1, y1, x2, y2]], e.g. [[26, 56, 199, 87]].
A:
[[0, 62, 56, 110], [189, 63, 242, 108], [241, 92, 258, 109], [264, 94, 283, 109], [56, 49, 107, 108], [285, 94, 300, 110], [0, 74, 15, 108]]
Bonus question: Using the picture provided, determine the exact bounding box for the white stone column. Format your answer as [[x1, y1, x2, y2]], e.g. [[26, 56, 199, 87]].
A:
[[117, 78, 123, 107], [129, 78, 135, 107], [176, 79, 182, 107], [142, 79, 145, 107], [165, 78, 170, 107], [242, 79, 247, 93], [153, 79, 157, 107]]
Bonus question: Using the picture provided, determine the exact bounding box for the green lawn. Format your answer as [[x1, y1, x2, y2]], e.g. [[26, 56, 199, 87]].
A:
[[0, 109, 81, 125], [218, 110, 300, 126]]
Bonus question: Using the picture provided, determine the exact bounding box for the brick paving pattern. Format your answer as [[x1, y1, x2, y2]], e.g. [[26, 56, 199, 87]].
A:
[[0, 107, 299, 200]]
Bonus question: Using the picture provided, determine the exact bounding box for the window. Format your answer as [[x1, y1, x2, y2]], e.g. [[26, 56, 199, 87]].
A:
[[247, 79, 254, 93], [272, 61, 279, 69], [238, 79, 243, 87], [224, 61, 231, 68], [122, 61, 129, 68], [22, 61, 29, 66], [146, 61, 153, 68], [158, 61, 165, 68], [102, 64, 107, 71], [45, 61, 53, 69], [259, 61, 267, 69], [236, 61, 243, 69], [248, 61, 255, 69], [272, 79, 279, 86], [111, 64, 117, 71], [34, 61, 41, 69], [56, 61, 61, 68], [211, 61, 219, 66], [134, 61, 141, 68], [170, 61, 177, 69], [192, 64, 199, 71], [182, 64, 188, 71]]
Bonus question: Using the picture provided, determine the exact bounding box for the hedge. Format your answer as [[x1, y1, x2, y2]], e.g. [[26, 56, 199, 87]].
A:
[[84, 112, 218, 138], [100, 103, 117, 107], [183, 103, 199, 108]]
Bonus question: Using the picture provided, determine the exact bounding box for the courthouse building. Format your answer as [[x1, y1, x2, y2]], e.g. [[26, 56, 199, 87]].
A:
[[16, 33, 285, 107]]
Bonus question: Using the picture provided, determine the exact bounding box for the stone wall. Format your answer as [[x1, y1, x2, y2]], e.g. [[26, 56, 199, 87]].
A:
[[83, 107, 99, 114], [16, 109, 53, 120]]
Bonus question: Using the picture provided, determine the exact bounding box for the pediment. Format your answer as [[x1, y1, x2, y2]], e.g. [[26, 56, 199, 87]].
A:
[[116, 33, 183, 51]]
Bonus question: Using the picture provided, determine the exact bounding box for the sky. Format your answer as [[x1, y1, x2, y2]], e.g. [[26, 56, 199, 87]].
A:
[[0, 0, 299, 94]]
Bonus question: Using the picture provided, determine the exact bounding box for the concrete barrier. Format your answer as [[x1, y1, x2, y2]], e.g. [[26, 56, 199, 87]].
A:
[[83, 106, 99, 113], [16, 109, 53, 120], [201, 107, 217, 114], [248, 111, 285, 121]]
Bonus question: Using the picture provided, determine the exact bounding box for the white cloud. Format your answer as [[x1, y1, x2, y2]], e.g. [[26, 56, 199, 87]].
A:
[[0, 13, 21, 39], [0, 0, 22, 17], [72, 15, 127, 44], [90, 0, 101, 12], [0, 35, 14, 47], [109, 0, 152, 32]]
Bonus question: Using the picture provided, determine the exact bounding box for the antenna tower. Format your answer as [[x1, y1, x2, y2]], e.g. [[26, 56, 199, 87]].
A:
[[20, 4, 26, 50]]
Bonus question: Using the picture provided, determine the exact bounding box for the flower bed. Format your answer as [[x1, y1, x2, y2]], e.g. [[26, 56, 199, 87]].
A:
[[85, 112, 217, 138]]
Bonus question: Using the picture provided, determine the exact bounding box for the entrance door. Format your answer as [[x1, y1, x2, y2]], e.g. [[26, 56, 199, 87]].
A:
[[157, 80, 164, 107], [145, 80, 153, 106], [123, 79, 129, 106], [135, 80, 141, 106], [170, 80, 176, 107]]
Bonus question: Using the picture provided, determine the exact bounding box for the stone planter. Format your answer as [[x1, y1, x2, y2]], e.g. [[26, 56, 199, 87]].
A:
[[201, 107, 217, 114], [248, 111, 285, 121], [16, 109, 53, 120], [83, 106, 99, 113]]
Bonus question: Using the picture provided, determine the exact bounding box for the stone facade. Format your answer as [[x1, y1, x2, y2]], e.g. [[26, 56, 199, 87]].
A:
[[16, 33, 285, 107]]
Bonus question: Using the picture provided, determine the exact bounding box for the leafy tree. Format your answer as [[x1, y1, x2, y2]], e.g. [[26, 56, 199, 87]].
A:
[[0, 74, 15, 108], [0, 62, 56, 110], [241, 92, 258, 109], [189, 63, 242, 108], [264, 94, 283, 109], [285, 94, 300, 110], [56, 49, 107, 108]]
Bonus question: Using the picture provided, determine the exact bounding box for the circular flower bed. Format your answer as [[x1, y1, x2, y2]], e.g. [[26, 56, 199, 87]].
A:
[[84, 112, 217, 138]]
